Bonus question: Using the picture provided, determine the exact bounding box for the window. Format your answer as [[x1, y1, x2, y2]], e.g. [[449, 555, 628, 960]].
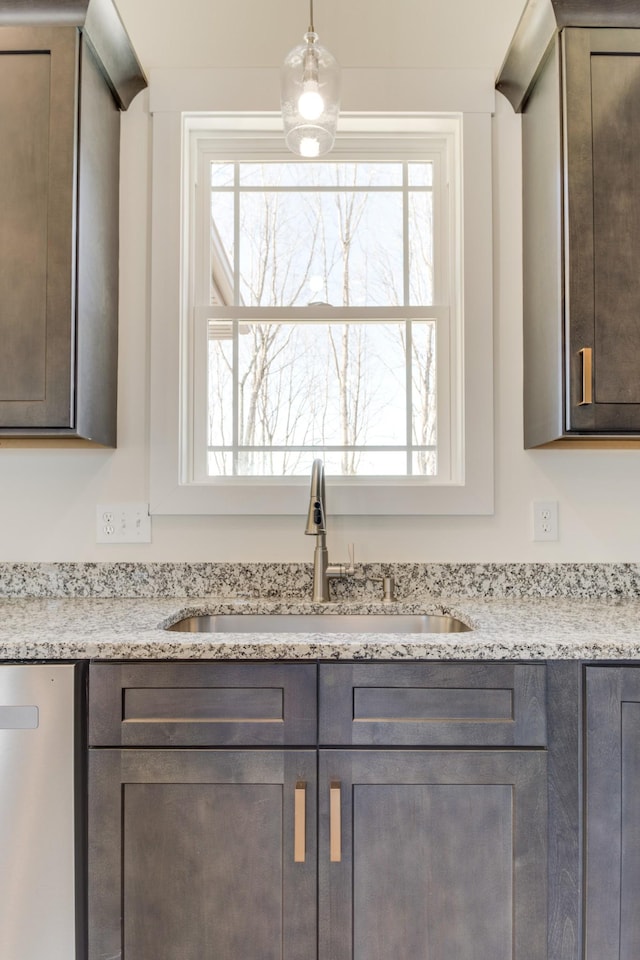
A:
[[148, 73, 494, 516], [188, 123, 457, 484]]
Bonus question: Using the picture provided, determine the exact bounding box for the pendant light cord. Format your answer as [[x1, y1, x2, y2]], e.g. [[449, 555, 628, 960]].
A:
[[309, 0, 315, 32]]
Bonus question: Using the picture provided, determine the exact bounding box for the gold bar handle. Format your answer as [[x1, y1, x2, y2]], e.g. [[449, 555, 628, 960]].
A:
[[294, 781, 306, 863], [330, 781, 342, 863], [579, 347, 593, 405]]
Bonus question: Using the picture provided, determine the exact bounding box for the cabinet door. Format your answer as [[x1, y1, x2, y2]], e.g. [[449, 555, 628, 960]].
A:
[[0, 28, 77, 429], [89, 661, 317, 746], [564, 29, 640, 432], [320, 662, 547, 746], [585, 667, 640, 960], [89, 749, 317, 960], [319, 749, 547, 960]]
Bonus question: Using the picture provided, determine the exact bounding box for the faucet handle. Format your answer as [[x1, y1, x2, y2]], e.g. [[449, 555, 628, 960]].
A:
[[347, 543, 356, 572], [368, 574, 396, 602], [381, 575, 396, 602]]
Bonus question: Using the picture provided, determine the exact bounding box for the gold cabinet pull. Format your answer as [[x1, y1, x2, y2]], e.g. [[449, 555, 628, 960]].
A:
[[330, 781, 342, 862], [294, 781, 306, 863], [579, 347, 593, 405]]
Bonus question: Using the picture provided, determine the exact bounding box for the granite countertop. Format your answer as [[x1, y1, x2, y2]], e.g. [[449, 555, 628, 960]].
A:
[[2, 593, 640, 660]]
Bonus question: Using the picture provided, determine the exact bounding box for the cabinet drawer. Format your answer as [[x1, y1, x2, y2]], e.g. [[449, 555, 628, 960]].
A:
[[89, 662, 317, 746], [319, 662, 546, 746]]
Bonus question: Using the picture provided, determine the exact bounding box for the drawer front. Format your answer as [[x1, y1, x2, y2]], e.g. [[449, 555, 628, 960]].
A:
[[319, 662, 546, 746], [89, 662, 317, 746]]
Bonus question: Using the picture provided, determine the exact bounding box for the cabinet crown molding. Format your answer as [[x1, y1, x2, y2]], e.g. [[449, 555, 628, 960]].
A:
[[0, 0, 146, 108], [497, 0, 640, 111]]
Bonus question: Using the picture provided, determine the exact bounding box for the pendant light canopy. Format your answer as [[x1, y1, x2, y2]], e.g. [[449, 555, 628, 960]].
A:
[[280, 0, 340, 158]]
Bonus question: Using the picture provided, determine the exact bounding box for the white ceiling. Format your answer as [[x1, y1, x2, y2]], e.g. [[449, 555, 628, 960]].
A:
[[115, 0, 527, 74]]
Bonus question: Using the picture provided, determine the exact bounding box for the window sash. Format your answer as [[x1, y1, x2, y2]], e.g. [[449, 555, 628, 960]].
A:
[[197, 145, 449, 311], [188, 138, 455, 483], [191, 306, 451, 482]]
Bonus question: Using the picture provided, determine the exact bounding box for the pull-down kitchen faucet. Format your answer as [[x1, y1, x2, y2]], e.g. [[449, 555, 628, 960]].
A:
[[305, 459, 356, 602]]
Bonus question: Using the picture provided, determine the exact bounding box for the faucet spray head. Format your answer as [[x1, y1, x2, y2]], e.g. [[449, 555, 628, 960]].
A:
[[305, 458, 326, 534]]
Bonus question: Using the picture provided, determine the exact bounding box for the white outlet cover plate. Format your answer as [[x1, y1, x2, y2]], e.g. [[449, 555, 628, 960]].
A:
[[96, 503, 152, 544], [532, 500, 559, 541]]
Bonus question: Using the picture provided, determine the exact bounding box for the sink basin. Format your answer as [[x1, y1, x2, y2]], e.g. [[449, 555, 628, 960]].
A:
[[166, 613, 471, 634]]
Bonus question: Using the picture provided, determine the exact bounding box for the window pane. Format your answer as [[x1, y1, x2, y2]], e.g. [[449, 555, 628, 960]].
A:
[[238, 162, 403, 188], [330, 451, 409, 476], [207, 334, 233, 447], [235, 322, 406, 449], [211, 163, 234, 188], [207, 451, 234, 476], [408, 192, 434, 305], [237, 191, 404, 307], [412, 450, 437, 476], [204, 321, 412, 477], [210, 192, 234, 303], [234, 451, 314, 476], [408, 162, 433, 187], [210, 449, 412, 478], [411, 321, 437, 475]]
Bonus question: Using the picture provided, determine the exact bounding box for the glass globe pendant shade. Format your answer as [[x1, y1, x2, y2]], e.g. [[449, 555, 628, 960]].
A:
[[281, 30, 340, 158]]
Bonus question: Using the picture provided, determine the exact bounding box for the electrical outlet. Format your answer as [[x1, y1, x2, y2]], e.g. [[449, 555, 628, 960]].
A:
[[96, 503, 152, 544], [532, 500, 559, 541]]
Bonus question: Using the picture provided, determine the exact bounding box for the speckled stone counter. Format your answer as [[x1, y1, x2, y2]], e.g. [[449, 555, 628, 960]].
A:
[[1, 587, 640, 660], [5, 560, 640, 600], [1, 561, 640, 660]]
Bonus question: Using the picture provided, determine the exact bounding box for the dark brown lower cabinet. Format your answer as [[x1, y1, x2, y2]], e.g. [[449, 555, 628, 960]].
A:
[[585, 666, 640, 960], [89, 746, 547, 960], [319, 750, 547, 960], [88, 661, 549, 960], [88, 749, 318, 960]]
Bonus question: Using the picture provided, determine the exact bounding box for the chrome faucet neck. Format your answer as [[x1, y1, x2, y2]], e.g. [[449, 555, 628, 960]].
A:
[[305, 458, 326, 535], [304, 459, 355, 602]]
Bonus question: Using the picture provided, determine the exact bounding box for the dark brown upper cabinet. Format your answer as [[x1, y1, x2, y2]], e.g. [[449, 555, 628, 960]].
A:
[[497, 0, 640, 446], [0, 2, 146, 446]]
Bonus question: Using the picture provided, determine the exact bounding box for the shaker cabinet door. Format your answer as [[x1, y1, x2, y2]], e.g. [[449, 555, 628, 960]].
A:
[[564, 29, 640, 433], [319, 749, 547, 960], [585, 667, 640, 960], [518, 27, 640, 444], [88, 749, 317, 960], [0, 28, 77, 429]]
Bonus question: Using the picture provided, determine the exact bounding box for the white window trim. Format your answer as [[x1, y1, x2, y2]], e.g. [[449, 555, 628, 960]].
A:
[[188, 123, 455, 485], [149, 69, 495, 516]]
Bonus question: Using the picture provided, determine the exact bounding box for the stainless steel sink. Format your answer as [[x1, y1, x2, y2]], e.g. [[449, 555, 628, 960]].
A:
[[166, 613, 471, 634]]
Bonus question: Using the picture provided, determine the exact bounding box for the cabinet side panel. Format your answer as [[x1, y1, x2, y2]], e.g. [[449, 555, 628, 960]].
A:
[[547, 661, 581, 960], [522, 39, 565, 447], [584, 666, 624, 960], [591, 53, 640, 404], [620, 701, 640, 957], [75, 36, 120, 446]]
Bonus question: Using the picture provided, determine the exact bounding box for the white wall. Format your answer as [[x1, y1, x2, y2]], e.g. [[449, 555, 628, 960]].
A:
[[2, 1, 640, 563]]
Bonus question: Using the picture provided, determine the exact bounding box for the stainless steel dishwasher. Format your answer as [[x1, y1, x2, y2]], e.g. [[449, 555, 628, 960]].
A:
[[0, 664, 81, 960]]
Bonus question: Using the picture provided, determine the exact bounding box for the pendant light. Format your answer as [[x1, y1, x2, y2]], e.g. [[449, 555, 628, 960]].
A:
[[280, 0, 341, 158]]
